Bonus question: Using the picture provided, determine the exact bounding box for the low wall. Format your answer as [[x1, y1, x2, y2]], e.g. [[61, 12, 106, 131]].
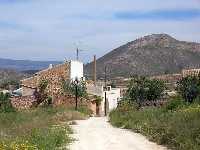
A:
[[11, 96, 37, 110], [11, 94, 96, 115]]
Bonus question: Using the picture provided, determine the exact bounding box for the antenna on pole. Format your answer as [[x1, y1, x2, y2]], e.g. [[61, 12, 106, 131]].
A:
[[76, 48, 79, 60], [74, 41, 91, 61]]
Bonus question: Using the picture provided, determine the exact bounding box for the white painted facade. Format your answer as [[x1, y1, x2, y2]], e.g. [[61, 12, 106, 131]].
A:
[[70, 60, 83, 81], [87, 84, 121, 114], [102, 87, 121, 111]]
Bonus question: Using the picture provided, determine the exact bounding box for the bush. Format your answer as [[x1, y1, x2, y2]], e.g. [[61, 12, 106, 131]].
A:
[[117, 100, 138, 112], [109, 103, 200, 150], [165, 95, 185, 111], [34, 79, 49, 106], [126, 76, 165, 106], [0, 92, 15, 113], [177, 75, 200, 103], [62, 79, 87, 98]]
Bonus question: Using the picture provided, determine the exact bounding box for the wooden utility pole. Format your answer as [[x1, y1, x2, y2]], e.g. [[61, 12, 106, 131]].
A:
[[93, 55, 97, 86], [76, 48, 79, 60], [104, 66, 107, 116]]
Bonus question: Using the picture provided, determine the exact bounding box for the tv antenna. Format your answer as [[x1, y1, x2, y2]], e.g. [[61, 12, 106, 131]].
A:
[[76, 48, 84, 61], [74, 41, 88, 61]]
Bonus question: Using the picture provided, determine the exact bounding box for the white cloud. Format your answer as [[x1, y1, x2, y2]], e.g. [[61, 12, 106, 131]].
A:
[[0, 0, 199, 62]]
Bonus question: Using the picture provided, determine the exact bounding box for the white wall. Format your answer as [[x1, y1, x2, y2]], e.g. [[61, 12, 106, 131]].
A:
[[70, 60, 83, 81], [101, 87, 121, 113], [86, 84, 121, 115]]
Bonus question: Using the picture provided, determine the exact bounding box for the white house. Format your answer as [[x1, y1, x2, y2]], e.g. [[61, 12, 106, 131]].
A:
[[69, 60, 84, 81], [87, 84, 121, 116]]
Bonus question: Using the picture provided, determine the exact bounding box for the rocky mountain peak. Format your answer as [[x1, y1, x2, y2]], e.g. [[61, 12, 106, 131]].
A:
[[128, 33, 177, 49], [84, 34, 200, 78]]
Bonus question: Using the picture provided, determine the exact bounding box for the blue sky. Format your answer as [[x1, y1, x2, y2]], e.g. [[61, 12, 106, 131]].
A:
[[0, 0, 200, 62]]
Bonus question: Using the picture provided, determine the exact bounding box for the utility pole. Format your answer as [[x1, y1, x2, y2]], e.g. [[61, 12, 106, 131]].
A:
[[93, 55, 97, 86], [76, 48, 79, 60], [76, 47, 85, 61], [104, 66, 107, 116]]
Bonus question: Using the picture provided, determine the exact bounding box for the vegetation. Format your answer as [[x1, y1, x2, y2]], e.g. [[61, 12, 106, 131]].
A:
[[126, 76, 165, 106], [177, 75, 200, 103], [34, 79, 50, 106], [0, 106, 88, 150], [110, 75, 200, 150], [110, 97, 200, 150], [93, 95, 103, 105], [0, 79, 20, 90], [62, 79, 87, 98], [0, 92, 15, 113]]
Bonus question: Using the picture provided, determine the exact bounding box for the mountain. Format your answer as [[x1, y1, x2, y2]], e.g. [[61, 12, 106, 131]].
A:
[[84, 34, 200, 78], [0, 58, 61, 71]]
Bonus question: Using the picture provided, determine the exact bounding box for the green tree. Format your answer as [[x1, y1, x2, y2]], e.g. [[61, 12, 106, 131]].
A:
[[177, 75, 200, 103], [146, 79, 165, 101], [126, 76, 165, 107], [62, 79, 87, 98], [0, 92, 14, 112]]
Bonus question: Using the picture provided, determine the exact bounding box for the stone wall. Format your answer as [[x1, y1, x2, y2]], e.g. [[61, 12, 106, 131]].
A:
[[182, 69, 200, 77], [21, 62, 70, 96], [11, 96, 37, 110], [150, 74, 182, 83]]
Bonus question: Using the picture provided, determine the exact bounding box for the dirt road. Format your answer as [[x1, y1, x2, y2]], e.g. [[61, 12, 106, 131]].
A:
[[69, 117, 167, 150]]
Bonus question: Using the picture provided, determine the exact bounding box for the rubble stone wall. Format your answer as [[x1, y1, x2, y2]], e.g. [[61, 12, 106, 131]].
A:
[[150, 74, 182, 83], [11, 96, 37, 110], [21, 62, 70, 96], [182, 69, 200, 77]]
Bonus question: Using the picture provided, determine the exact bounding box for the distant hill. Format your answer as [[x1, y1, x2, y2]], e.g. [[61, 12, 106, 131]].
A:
[[0, 58, 61, 71], [84, 34, 200, 78], [0, 68, 26, 81]]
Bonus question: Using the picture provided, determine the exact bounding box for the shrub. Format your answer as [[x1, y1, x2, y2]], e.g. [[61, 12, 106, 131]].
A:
[[126, 76, 165, 106], [94, 95, 102, 105], [62, 79, 87, 98], [165, 95, 185, 111], [177, 75, 200, 103], [117, 100, 138, 112], [0, 92, 14, 113], [43, 96, 53, 107], [34, 79, 49, 106]]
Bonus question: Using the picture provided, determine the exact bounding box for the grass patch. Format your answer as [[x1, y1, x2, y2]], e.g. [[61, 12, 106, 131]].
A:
[[0, 105, 88, 150], [109, 99, 200, 150]]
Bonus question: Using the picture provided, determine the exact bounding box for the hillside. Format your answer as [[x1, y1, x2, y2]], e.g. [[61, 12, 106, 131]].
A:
[[0, 58, 61, 71], [84, 34, 200, 78]]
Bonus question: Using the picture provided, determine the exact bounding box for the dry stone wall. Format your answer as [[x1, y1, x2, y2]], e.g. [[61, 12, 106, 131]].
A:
[[11, 96, 37, 110], [21, 62, 70, 96], [182, 69, 200, 77]]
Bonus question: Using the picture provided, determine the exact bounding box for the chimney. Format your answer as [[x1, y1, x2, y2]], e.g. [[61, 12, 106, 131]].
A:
[[93, 55, 97, 85], [49, 64, 53, 69]]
